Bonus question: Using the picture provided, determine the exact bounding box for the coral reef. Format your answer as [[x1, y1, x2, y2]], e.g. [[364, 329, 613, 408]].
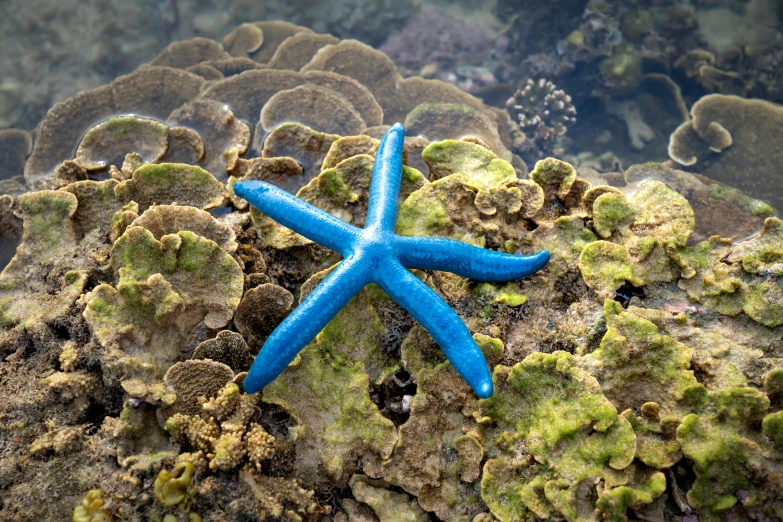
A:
[[1, 14, 783, 522]]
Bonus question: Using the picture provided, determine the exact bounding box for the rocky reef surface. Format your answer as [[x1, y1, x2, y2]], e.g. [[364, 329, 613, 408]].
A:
[[0, 12, 783, 522]]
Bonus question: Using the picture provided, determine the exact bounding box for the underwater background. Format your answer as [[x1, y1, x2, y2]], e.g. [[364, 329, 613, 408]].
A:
[[1, 0, 783, 521]]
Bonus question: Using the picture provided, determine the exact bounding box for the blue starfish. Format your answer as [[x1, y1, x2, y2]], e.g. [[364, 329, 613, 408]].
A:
[[234, 123, 550, 398]]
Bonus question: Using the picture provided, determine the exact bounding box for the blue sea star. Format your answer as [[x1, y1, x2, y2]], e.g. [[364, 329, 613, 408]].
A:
[[234, 123, 550, 398]]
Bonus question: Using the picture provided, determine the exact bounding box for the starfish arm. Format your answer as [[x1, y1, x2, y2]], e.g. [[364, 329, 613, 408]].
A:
[[233, 180, 361, 254], [243, 254, 372, 394], [395, 236, 551, 282], [365, 122, 405, 232], [374, 258, 494, 398]]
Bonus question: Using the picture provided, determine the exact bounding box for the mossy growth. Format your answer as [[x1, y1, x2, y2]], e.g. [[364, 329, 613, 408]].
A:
[[263, 332, 396, 482], [478, 351, 659, 520], [154, 461, 195, 508], [728, 217, 783, 276], [397, 173, 538, 249], [742, 278, 783, 328], [311, 276, 400, 384], [475, 282, 527, 307], [622, 407, 682, 469], [396, 178, 454, 238], [629, 179, 695, 248], [591, 192, 635, 239], [531, 215, 597, 279], [587, 300, 698, 416], [382, 357, 488, 521], [762, 411, 783, 450], [296, 153, 426, 227], [72, 489, 112, 522], [85, 226, 243, 396], [676, 387, 783, 520], [114, 163, 225, 212], [529, 157, 576, 203], [100, 226, 243, 327], [673, 236, 745, 316], [350, 475, 430, 522], [422, 139, 516, 190], [16, 190, 78, 254], [0, 190, 89, 328], [578, 241, 639, 298]]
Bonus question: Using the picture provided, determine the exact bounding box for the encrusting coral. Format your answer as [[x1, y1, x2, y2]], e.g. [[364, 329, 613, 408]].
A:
[[1, 16, 783, 522]]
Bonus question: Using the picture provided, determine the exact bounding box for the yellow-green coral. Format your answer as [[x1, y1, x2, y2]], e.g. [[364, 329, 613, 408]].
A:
[[578, 241, 638, 297], [478, 351, 658, 521], [591, 192, 635, 239], [677, 387, 783, 520], [114, 163, 225, 211], [72, 489, 112, 522], [422, 139, 515, 189], [154, 461, 195, 508], [586, 300, 698, 416]]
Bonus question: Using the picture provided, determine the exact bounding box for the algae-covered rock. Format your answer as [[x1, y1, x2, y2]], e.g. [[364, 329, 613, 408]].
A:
[[114, 163, 226, 211], [382, 358, 487, 521], [727, 217, 783, 276], [263, 341, 397, 483], [585, 300, 698, 416], [478, 351, 662, 521], [676, 387, 783, 520], [350, 475, 430, 522], [84, 226, 243, 397], [262, 274, 398, 483], [578, 241, 638, 298], [398, 140, 541, 249], [5, 19, 783, 519], [0, 191, 91, 328]]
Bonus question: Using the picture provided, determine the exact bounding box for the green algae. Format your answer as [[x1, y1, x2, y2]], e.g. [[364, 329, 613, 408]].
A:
[[84, 226, 243, 398], [422, 139, 515, 189], [17, 190, 78, 253], [262, 272, 399, 482], [591, 192, 635, 239], [728, 217, 783, 276], [586, 300, 698, 416], [477, 351, 660, 521], [350, 475, 430, 522], [676, 387, 783, 520], [475, 282, 527, 307], [396, 179, 454, 237], [263, 342, 397, 483], [115, 163, 225, 211], [529, 157, 577, 203], [382, 357, 487, 522], [578, 241, 638, 297]]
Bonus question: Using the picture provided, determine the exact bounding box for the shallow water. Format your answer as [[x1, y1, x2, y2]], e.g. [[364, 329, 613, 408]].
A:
[[1, 1, 783, 521]]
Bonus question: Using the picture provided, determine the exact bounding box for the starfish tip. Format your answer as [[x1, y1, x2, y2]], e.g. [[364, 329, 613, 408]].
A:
[[533, 250, 551, 271], [232, 180, 258, 200], [475, 379, 494, 399]]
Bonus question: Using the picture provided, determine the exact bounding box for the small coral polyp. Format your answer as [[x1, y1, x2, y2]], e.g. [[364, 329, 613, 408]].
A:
[[1, 16, 783, 522]]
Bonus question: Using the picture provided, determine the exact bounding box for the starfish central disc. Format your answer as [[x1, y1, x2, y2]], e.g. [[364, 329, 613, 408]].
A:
[[234, 123, 550, 398]]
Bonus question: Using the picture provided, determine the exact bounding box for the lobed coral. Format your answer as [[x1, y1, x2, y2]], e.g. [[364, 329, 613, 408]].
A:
[[1, 15, 783, 522]]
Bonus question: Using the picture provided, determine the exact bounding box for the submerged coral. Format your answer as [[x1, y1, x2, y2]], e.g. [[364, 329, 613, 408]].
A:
[[505, 78, 577, 162], [1, 14, 783, 522]]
